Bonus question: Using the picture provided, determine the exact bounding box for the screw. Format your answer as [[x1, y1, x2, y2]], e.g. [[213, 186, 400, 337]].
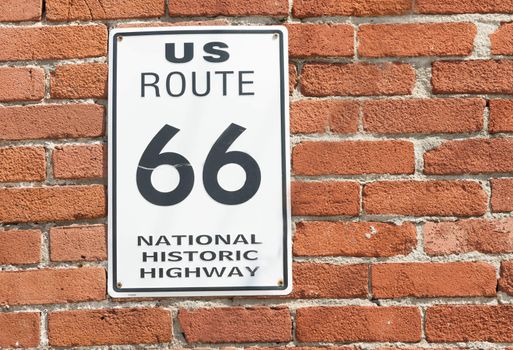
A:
[[277, 279, 284, 286], [273, 33, 278, 40], [117, 282, 123, 288], [117, 36, 123, 42]]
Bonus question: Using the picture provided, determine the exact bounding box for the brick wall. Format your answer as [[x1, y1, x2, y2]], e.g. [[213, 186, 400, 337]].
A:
[[1, 0, 513, 348]]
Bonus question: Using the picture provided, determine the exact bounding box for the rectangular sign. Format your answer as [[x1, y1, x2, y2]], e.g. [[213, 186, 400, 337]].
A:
[[108, 26, 291, 297]]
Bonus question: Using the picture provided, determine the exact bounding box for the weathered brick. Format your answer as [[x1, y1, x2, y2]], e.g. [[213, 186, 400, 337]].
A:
[[48, 308, 171, 346], [0, 146, 46, 182], [364, 181, 487, 217], [0, 185, 106, 223], [0, 0, 42, 21], [0, 25, 107, 61], [0, 67, 44, 102], [0, 104, 104, 141], [0, 313, 39, 348], [51, 63, 107, 99], [293, 141, 414, 175], [292, 181, 360, 216], [372, 262, 497, 298], [293, 0, 411, 17], [296, 306, 421, 342], [294, 221, 417, 257], [168, 0, 288, 17], [0, 230, 40, 265], [50, 225, 106, 262], [291, 100, 359, 134], [359, 23, 476, 57], [178, 307, 292, 343], [287, 24, 354, 58], [491, 178, 513, 212], [0, 267, 105, 305], [53, 144, 105, 180], [302, 63, 415, 96], [499, 261, 513, 295], [363, 98, 484, 134], [491, 22, 513, 55], [416, 0, 513, 14], [489, 99, 513, 133], [289, 64, 297, 94]]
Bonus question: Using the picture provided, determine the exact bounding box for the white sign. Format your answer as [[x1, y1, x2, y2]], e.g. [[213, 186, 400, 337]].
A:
[[108, 26, 291, 297]]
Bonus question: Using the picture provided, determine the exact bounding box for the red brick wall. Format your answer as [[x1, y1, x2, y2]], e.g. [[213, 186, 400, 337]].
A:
[[2, 0, 513, 348]]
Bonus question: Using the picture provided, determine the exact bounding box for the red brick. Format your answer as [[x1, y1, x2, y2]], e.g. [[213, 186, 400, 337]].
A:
[[168, 0, 288, 16], [491, 178, 513, 212], [0, 146, 46, 182], [291, 100, 359, 134], [178, 307, 291, 343], [292, 181, 360, 216], [0, 104, 104, 141], [293, 0, 411, 17], [51, 63, 107, 99], [53, 144, 105, 180], [425, 218, 513, 255], [364, 181, 487, 216], [46, 0, 164, 21], [302, 63, 415, 96], [294, 221, 417, 257], [372, 262, 497, 298], [289, 64, 297, 94], [0, 313, 39, 348], [363, 98, 484, 134], [432, 60, 513, 94], [0, 267, 105, 305], [48, 308, 171, 346], [491, 23, 513, 55], [0, 0, 42, 21], [287, 24, 354, 58], [116, 20, 229, 28], [0, 230, 40, 265], [50, 225, 106, 262], [296, 306, 421, 342], [426, 305, 513, 342], [416, 0, 513, 14], [499, 261, 513, 295], [0, 25, 107, 61], [292, 263, 368, 298], [489, 99, 513, 133], [424, 138, 513, 174], [293, 141, 414, 175], [359, 23, 476, 58], [0, 67, 44, 102], [0, 185, 105, 223]]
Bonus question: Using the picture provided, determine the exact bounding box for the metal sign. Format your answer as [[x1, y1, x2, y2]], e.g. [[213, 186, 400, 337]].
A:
[[108, 26, 291, 297]]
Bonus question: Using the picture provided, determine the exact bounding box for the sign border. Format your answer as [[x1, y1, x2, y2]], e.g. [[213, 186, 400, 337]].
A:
[[108, 27, 290, 296]]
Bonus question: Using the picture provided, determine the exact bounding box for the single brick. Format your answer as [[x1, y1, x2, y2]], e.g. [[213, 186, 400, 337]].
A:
[[0, 67, 45, 102], [289, 64, 297, 94], [0, 185, 106, 223], [416, 0, 513, 14], [53, 144, 105, 180], [372, 262, 497, 298], [489, 99, 513, 133], [0, 25, 107, 61], [50, 225, 106, 262], [364, 181, 487, 217], [0, 230, 41, 265], [291, 263, 368, 298], [424, 138, 513, 174], [51, 63, 107, 99], [0, 146, 46, 182], [46, 0, 165, 21], [296, 306, 421, 342], [0, 0, 42, 21], [0, 267, 105, 305], [0, 313, 40, 348], [359, 23, 476, 58], [286, 24, 354, 58], [302, 63, 415, 96], [426, 305, 513, 342], [178, 307, 292, 343], [432, 60, 513, 94], [293, 0, 411, 17], [168, 0, 288, 17], [491, 22, 513, 55], [425, 218, 513, 255], [499, 261, 513, 295], [294, 221, 417, 257], [293, 141, 414, 175], [363, 98, 484, 134], [291, 181, 360, 216], [48, 308, 171, 346], [291, 100, 359, 134], [0, 104, 104, 141], [491, 178, 513, 212]]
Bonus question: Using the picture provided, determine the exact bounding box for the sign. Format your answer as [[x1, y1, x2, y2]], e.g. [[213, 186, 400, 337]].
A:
[[108, 26, 291, 297]]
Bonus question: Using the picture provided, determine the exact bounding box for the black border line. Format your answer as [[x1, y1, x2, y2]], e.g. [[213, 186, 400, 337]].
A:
[[111, 29, 289, 294]]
